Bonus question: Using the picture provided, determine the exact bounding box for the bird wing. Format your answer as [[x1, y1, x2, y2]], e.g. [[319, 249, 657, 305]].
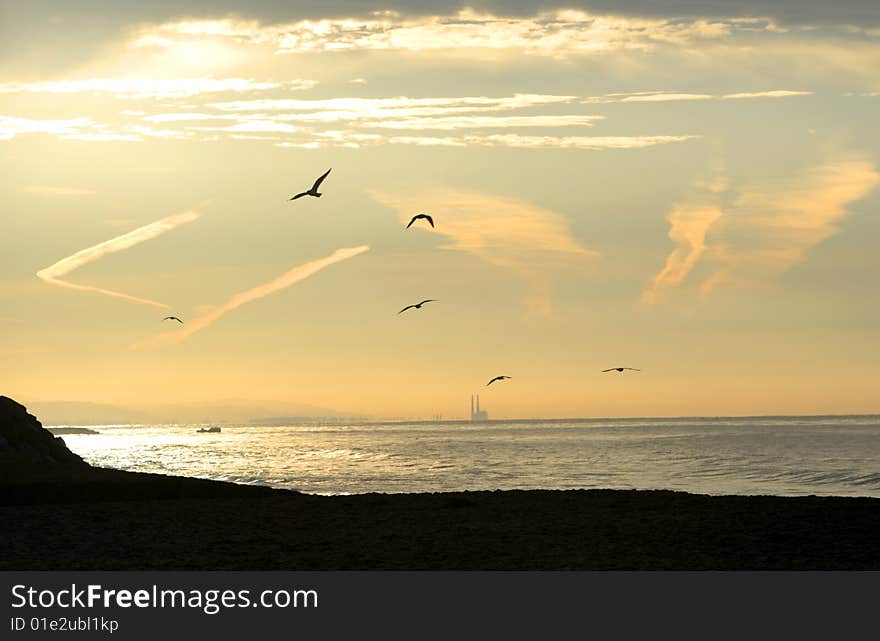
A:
[[405, 216, 417, 228], [312, 168, 332, 190], [419, 299, 436, 306], [601, 368, 615, 372], [486, 377, 500, 386], [398, 305, 415, 314], [624, 368, 641, 371], [289, 191, 309, 200], [424, 214, 434, 228]]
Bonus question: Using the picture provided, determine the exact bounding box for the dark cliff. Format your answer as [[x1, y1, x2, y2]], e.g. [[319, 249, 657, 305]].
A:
[[0, 396, 86, 466]]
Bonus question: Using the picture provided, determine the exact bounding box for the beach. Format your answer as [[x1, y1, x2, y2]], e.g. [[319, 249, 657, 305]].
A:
[[3, 463, 879, 570]]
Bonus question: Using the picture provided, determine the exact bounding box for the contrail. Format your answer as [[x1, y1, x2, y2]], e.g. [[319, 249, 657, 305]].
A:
[[138, 245, 370, 347], [36, 210, 201, 308]]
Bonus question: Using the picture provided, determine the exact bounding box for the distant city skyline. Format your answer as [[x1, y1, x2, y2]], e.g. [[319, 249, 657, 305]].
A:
[[2, 1, 879, 418]]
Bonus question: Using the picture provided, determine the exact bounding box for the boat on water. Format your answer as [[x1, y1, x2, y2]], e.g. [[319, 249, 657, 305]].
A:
[[196, 426, 221, 433]]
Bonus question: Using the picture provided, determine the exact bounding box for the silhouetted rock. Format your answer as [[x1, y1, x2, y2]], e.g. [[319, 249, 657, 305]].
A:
[[0, 396, 86, 465]]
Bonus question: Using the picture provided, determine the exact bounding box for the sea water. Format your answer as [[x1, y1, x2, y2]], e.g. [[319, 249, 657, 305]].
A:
[[58, 415, 880, 497]]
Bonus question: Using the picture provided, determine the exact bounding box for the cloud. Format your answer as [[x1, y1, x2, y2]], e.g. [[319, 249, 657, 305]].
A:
[[205, 93, 577, 115], [36, 210, 202, 308], [0, 115, 97, 140], [275, 132, 698, 150], [642, 205, 722, 303], [363, 114, 604, 130], [583, 89, 812, 103], [0, 78, 316, 99], [370, 188, 595, 312], [138, 245, 370, 346], [646, 158, 880, 300], [701, 159, 880, 295], [0, 115, 189, 142], [133, 93, 699, 149], [131, 11, 766, 58], [456, 133, 698, 149]]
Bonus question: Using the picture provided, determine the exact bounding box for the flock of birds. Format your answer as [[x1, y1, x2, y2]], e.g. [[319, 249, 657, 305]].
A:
[[161, 167, 641, 391]]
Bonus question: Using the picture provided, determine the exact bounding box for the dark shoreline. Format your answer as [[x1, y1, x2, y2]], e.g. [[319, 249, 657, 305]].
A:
[[3, 464, 879, 570]]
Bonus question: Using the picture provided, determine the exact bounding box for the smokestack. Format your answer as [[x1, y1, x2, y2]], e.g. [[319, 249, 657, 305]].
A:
[[470, 395, 474, 418], [476, 395, 480, 413]]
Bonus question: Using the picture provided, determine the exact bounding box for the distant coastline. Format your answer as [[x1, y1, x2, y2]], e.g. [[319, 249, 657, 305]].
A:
[[47, 426, 100, 435]]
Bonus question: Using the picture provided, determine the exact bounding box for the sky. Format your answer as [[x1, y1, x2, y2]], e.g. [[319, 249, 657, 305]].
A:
[[1, 1, 879, 420]]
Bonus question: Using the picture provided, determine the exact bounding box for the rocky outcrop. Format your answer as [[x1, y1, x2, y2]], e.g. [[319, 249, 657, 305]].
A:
[[0, 396, 86, 465]]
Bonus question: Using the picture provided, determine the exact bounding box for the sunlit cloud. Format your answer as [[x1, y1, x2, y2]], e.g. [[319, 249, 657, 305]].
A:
[[206, 94, 576, 115], [642, 205, 722, 303], [370, 189, 595, 313], [583, 90, 812, 104], [0, 115, 189, 142], [646, 158, 880, 300], [268, 132, 697, 150], [384, 136, 466, 147], [133, 10, 761, 58], [458, 133, 698, 149], [191, 120, 300, 134], [364, 114, 604, 130], [138, 245, 370, 346], [0, 115, 97, 140], [36, 210, 202, 308], [701, 159, 880, 295], [0, 78, 316, 99]]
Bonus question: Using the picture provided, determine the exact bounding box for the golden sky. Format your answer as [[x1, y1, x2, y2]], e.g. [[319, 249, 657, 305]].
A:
[[2, 2, 879, 419]]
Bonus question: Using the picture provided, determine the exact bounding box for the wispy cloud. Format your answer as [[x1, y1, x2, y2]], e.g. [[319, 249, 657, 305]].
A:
[[642, 205, 722, 303], [364, 114, 604, 130], [645, 158, 880, 300], [132, 10, 762, 58], [0, 78, 316, 99], [701, 159, 880, 295], [132, 93, 697, 149], [0, 115, 188, 142], [0, 115, 97, 140], [453, 133, 698, 150], [36, 210, 202, 308], [370, 189, 595, 313], [205, 94, 577, 115], [138, 245, 369, 346], [588, 90, 812, 103]]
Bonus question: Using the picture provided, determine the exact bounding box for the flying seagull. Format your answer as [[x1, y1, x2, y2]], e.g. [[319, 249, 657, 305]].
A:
[[163, 316, 184, 324], [486, 375, 511, 387], [602, 367, 640, 373], [406, 213, 434, 229], [289, 168, 331, 200], [398, 299, 436, 314]]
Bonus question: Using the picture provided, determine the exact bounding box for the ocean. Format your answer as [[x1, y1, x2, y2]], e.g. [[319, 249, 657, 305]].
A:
[[57, 415, 880, 497]]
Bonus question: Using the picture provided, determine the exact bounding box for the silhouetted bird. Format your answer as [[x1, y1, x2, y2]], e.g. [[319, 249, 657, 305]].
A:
[[289, 168, 331, 200], [398, 299, 436, 314], [406, 213, 434, 229], [602, 367, 640, 373], [486, 375, 511, 386], [163, 316, 184, 324]]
